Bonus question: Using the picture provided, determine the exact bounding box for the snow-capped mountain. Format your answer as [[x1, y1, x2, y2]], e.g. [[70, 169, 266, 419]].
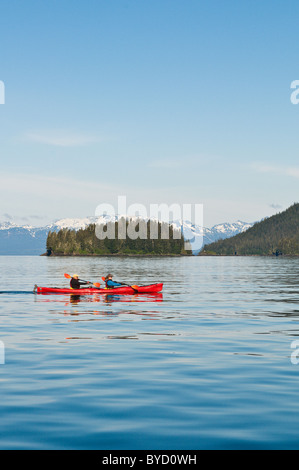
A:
[[0, 222, 49, 255], [204, 221, 254, 243], [170, 219, 253, 254], [0, 216, 254, 255], [49, 217, 101, 231]]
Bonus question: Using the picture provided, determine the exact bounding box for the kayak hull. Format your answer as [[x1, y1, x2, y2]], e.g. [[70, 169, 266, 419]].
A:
[[35, 283, 163, 295]]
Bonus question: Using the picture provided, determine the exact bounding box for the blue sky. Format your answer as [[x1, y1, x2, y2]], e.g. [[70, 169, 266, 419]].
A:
[[0, 0, 299, 227]]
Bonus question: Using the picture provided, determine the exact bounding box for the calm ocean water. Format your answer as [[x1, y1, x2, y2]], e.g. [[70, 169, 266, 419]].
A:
[[0, 255, 299, 449]]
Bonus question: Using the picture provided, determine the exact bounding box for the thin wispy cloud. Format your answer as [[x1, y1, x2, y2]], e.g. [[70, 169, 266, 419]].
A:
[[252, 163, 299, 179], [2, 213, 13, 221], [148, 154, 220, 170], [0, 173, 112, 201], [148, 160, 183, 169], [24, 130, 102, 147], [269, 203, 283, 210]]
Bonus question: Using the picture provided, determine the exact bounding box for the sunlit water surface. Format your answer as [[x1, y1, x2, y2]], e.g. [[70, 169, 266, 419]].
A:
[[0, 255, 299, 449]]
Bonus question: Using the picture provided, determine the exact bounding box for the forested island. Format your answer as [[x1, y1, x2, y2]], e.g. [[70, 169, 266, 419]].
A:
[[200, 203, 299, 256], [46, 219, 192, 256]]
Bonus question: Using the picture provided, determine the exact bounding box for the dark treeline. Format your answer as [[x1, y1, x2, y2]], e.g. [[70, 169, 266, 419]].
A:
[[47, 219, 191, 255], [200, 203, 299, 256]]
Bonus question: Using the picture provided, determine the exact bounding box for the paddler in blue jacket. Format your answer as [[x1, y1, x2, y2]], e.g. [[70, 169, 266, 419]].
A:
[[105, 274, 124, 288]]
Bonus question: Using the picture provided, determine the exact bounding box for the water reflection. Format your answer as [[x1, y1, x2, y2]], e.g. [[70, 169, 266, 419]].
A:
[[102, 293, 163, 304], [59, 308, 161, 319], [69, 295, 81, 305], [35, 292, 163, 306]]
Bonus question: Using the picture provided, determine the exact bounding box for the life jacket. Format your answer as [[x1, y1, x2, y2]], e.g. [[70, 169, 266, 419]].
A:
[[105, 279, 120, 288], [70, 278, 81, 289]]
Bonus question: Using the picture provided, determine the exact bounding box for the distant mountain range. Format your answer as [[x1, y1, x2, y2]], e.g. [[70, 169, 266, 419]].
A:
[[0, 217, 254, 255]]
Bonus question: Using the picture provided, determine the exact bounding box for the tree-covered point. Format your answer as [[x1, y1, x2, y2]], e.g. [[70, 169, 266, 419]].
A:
[[47, 219, 191, 256], [199, 203, 299, 256]]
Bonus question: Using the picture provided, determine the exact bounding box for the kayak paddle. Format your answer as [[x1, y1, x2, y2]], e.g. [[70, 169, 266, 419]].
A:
[[64, 273, 101, 288]]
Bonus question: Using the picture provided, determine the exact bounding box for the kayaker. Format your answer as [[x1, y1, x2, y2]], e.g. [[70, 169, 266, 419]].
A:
[[70, 274, 90, 289], [105, 274, 124, 288]]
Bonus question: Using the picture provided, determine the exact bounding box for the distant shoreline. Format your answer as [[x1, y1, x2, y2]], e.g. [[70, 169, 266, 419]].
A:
[[41, 253, 193, 257], [198, 253, 299, 257], [41, 252, 299, 258]]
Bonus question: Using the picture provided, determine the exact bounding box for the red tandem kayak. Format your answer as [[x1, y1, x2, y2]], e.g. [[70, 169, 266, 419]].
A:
[[34, 283, 163, 295]]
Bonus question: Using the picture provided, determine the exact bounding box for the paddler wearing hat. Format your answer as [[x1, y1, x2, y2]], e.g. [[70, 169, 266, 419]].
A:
[[70, 274, 90, 289]]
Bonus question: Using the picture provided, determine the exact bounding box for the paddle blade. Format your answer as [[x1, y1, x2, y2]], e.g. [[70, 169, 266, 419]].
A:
[[93, 283, 101, 287], [64, 273, 72, 279], [101, 277, 106, 281]]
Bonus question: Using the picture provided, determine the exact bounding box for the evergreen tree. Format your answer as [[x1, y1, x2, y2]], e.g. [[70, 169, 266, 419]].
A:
[[200, 203, 299, 256], [46, 219, 191, 255]]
